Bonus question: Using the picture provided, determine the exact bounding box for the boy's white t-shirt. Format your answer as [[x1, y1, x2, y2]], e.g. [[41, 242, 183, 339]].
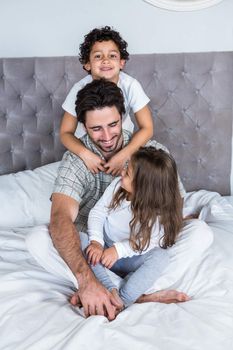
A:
[[62, 71, 150, 138]]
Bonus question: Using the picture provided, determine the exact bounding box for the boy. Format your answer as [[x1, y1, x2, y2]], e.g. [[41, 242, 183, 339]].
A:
[[60, 26, 153, 175]]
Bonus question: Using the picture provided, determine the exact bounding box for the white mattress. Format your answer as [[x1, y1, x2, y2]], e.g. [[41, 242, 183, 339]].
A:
[[1, 192, 233, 350]]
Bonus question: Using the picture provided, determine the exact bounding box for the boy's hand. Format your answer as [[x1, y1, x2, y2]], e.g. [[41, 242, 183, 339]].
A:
[[86, 241, 104, 266], [104, 151, 129, 176], [81, 149, 106, 174], [101, 246, 118, 269]]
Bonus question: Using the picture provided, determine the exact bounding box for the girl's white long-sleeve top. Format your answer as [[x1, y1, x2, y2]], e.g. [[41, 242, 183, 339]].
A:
[[87, 178, 163, 259]]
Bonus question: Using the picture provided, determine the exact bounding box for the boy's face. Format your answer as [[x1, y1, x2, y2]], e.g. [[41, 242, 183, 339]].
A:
[[84, 40, 125, 84]]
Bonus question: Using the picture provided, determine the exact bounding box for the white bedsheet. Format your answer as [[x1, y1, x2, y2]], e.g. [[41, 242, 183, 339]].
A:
[[1, 191, 233, 350]]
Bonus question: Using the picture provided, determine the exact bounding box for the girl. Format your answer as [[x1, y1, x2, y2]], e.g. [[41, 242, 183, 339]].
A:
[[85, 146, 184, 308]]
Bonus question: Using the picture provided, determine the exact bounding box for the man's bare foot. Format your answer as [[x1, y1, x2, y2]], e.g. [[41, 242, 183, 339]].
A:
[[70, 291, 82, 307], [136, 290, 190, 304], [110, 288, 124, 313]]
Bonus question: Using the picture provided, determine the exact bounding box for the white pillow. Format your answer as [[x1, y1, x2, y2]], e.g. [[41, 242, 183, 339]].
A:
[[0, 162, 60, 228]]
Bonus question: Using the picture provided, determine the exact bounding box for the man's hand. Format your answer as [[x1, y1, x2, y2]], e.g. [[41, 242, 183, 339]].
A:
[[75, 272, 120, 320], [86, 240, 104, 266], [81, 149, 106, 174], [101, 246, 118, 269], [104, 150, 129, 176]]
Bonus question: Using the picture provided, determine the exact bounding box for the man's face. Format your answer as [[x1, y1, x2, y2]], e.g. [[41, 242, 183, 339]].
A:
[[84, 106, 123, 157], [84, 40, 125, 84]]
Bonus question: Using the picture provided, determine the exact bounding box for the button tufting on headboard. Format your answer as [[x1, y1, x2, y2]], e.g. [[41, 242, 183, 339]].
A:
[[0, 52, 232, 194]]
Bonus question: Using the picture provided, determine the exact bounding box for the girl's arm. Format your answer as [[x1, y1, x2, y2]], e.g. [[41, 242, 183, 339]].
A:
[[114, 220, 161, 259], [104, 105, 153, 175], [60, 112, 105, 173], [87, 178, 120, 245], [86, 187, 111, 266], [86, 179, 121, 266]]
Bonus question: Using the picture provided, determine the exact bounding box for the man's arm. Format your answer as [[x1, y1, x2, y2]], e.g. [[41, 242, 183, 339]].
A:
[[49, 193, 118, 319]]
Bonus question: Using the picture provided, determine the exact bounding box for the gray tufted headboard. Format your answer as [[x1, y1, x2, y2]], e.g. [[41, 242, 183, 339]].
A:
[[0, 52, 232, 194]]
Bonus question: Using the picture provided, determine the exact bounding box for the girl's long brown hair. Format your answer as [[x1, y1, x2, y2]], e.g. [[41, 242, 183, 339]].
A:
[[109, 147, 183, 251]]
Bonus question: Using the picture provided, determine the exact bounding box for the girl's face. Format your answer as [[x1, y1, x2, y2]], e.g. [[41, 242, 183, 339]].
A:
[[121, 162, 134, 195]]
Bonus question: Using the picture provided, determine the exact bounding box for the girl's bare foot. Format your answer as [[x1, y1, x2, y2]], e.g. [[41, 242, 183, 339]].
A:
[[110, 288, 124, 313], [136, 290, 190, 304]]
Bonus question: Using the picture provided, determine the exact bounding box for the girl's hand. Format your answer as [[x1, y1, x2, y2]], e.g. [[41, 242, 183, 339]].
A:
[[101, 246, 118, 269], [86, 241, 104, 266], [104, 151, 129, 176], [80, 149, 106, 174]]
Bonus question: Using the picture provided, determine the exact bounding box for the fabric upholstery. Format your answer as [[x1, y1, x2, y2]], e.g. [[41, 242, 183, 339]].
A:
[[0, 52, 232, 194]]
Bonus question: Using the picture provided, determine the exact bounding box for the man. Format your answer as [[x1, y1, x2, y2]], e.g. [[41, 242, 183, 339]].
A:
[[48, 79, 189, 320]]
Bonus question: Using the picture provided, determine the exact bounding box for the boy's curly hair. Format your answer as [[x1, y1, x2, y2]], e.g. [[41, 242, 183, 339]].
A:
[[79, 26, 129, 65]]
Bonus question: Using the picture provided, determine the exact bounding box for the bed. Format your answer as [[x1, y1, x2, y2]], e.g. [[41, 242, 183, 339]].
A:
[[0, 52, 233, 350]]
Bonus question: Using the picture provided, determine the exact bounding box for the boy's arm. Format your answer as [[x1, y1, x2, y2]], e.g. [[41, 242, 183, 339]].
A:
[[60, 112, 105, 173], [60, 112, 82, 152], [104, 105, 153, 175], [123, 104, 154, 156]]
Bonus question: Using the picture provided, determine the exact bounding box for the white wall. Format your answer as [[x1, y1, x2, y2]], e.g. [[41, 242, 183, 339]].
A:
[[0, 0, 233, 57]]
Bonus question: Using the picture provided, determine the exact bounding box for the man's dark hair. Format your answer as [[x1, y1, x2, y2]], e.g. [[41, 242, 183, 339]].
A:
[[79, 26, 129, 66], [75, 79, 126, 124]]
